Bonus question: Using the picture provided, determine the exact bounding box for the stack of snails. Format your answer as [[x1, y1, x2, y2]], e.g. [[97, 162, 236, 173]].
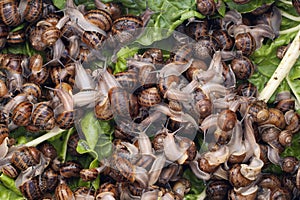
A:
[[0, 0, 300, 199]]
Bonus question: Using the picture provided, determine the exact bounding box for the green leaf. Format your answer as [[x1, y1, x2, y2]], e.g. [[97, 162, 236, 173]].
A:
[[115, 46, 139, 73], [50, 128, 75, 162], [0, 184, 24, 200], [281, 133, 300, 159], [102, 0, 204, 45], [1, 42, 45, 57], [0, 174, 23, 196], [224, 0, 274, 13], [74, 0, 96, 9], [80, 112, 102, 150], [53, 0, 66, 9], [183, 169, 206, 196]]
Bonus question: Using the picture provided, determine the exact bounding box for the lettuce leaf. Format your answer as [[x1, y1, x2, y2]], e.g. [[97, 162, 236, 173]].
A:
[[0, 174, 23, 197], [281, 132, 300, 159], [76, 112, 114, 189], [102, 0, 204, 46], [183, 169, 206, 198], [0, 184, 24, 200], [53, 0, 66, 9], [223, 0, 274, 13]]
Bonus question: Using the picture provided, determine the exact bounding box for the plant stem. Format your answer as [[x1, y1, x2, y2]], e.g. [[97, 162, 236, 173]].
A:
[[280, 10, 300, 22], [258, 29, 300, 102], [280, 24, 300, 34], [24, 126, 65, 147], [279, 0, 293, 5]]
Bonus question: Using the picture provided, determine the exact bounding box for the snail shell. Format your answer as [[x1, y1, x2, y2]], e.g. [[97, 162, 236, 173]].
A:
[[40, 168, 59, 193], [55, 182, 75, 200], [235, 32, 256, 56], [74, 187, 95, 200], [60, 160, 83, 179], [281, 156, 299, 173], [206, 180, 231, 200], [20, 178, 43, 200], [217, 109, 237, 132], [196, 0, 216, 16], [31, 102, 55, 131], [84, 9, 112, 31], [229, 164, 253, 188], [138, 87, 162, 107], [37, 142, 57, 160]]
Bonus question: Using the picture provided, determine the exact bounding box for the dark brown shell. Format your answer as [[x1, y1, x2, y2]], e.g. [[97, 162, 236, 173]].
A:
[[112, 15, 143, 35], [185, 21, 208, 41], [24, 0, 43, 22], [248, 100, 269, 123], [279, 130, 293, 147], [0, 123, 9, 144], [29, 26, 47, 51], [270, 187, 291, 200], [196, 0, 216, 16], [40, 168, 59, 193], [235, 32, 256, 56], [212, 30, 234, 50], [55, 110, 74, 129], [20, 178, 43, 200], [170, 44, 193, 63], [2, 164, 19, 178], [206, 180, 231, 200], [67, 132, 81, 157], [84, 9, 112, 31], [60, 160, 83, 178], [11, 146, 41, 171], [258, 174, 281, 190], [231, 56, 255, 80], [37, 142, 57, 160], [94, 98, 114, 121], [29, 67, 49, 85], [142, 48, 164, 64], [229, 164, 253, 188], [260, 108, 286, 129], [82, 31, 105, 49], [80, 168, 99, 182], [198, 157, 219, 173], [7, 29, 26, 44], [217, 109, 237, 131], [12, 101, 33, 126], [0, 0, 21, 26], [281, 156, 299, 173], [31, 102, 55, 131], [96, 182, 119, 199]]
